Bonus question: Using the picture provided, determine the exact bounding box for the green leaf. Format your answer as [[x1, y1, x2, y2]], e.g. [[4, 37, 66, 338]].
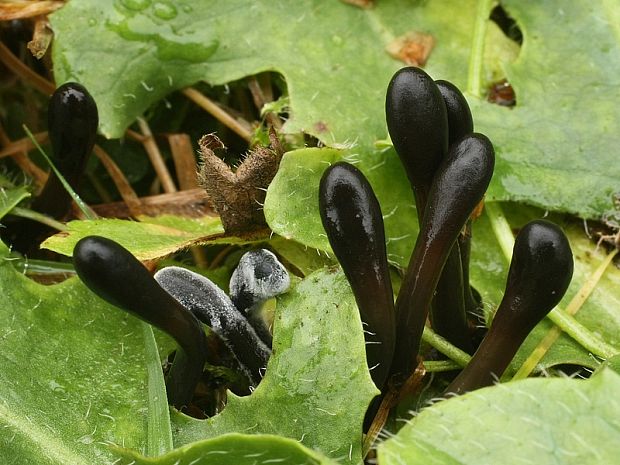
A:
[[377, 369, 620, 465], [264, 147, 417, 269], [0, 241, 161, 464], [115, 433, 339, 465], [477, 0, 620, 220], [41, 216, 224, 260], [269, 236, 335, 277], [141, 324, 173, 456], [171, 268, 378, 464], [0, 186, 30, 220], [51, 0, 620, 219]]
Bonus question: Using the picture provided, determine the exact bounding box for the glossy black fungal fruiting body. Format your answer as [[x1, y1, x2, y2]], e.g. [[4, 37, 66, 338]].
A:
[[385, 66, 448, 216], [429, 79, 477, 352], [391, 134, 495, 383], [155, 266, 271, 387], [73, 236, 208, 409], [435, 80, 474, 146], [445, 220, 574, 395], [9, 83, 98, 254], [436, 79, 481, 319], [319, 162, 396, 391], [36, 82, 98, 218], [430, 246, 473, 353]]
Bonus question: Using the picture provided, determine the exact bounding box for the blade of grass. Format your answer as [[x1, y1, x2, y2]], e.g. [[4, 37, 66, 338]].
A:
[[23, 124, 98, 220], [141, 323, 173, 456]]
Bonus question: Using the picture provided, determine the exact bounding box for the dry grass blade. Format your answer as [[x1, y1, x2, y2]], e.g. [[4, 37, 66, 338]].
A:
[[0, 123, 47, 186], [248, 76, 283, 130], [0, 1, 64, 20], [0, 130, 49, 159], [0, 41, 54, 94], [27, 17, 53, 59], [137, 117, 177, 194], [92, 145, 142, 216], [182, 87, 253, 142], [92, 188, 213, 219], [166, 133, 199, 190], [362, 363, 427, 456]]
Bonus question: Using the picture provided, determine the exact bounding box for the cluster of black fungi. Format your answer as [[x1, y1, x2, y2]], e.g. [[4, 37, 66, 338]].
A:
[[21, 69, 573, 416], [320, 66, 574, 403]]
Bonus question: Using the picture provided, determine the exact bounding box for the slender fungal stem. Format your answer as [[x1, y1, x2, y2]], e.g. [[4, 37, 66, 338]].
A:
[[392, 134, 494, 383]]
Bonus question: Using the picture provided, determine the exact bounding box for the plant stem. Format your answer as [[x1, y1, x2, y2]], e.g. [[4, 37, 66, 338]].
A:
[[10, 206, 68, 231], [484, 201, 514, 259], [423, 360, 461, 372], [421, 326, 471, 367], [485, 202, 620, 360], [467, 0, 496, 97]]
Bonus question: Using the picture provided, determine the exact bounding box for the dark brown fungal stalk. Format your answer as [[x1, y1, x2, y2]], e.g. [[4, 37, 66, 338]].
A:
[[391, 134, 495, 383], [445, 220, 573, 395], [319, 162, 396, 392], [386, 69, 474, 353], [9, 82, 98, 253], [436, 79, 481, 318], [430, 79, 477, 352], [73, 236, 209, 409]]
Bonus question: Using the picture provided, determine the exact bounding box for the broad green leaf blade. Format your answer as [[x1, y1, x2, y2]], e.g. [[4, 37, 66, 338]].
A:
[[0, 186, 30, 219], [41, 216, 224, 260], [51, 0, 620, 219], [264, 147, 417, 269], [477, 0, 620, 220], [269, 236, 334, 277], [0, 241, 160, 464], [172, 268, 379, 464], [378, 369, 620, 465], [115, 433, 339, 465]]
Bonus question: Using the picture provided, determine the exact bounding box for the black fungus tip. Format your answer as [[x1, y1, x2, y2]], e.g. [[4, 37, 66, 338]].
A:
[[319, 161, 396, 391], [48, 82, 98, 175], [386, 67, 449, 203], [435, 79, 474, 145]]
